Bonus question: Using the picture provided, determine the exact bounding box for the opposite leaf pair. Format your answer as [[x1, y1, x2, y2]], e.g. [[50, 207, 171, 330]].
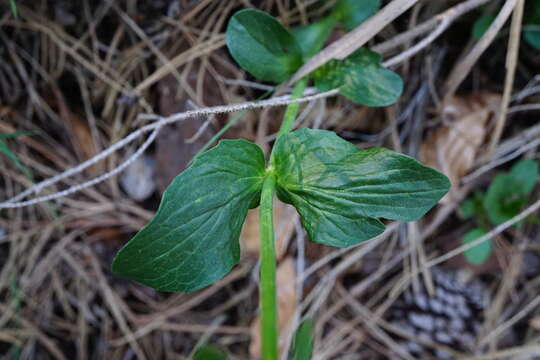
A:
[[112, 129, 450, 292], [226, 9, 402, 106]]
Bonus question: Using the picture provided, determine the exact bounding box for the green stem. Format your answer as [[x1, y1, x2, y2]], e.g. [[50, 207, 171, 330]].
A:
[[259, 174, 278, 360], [277, 77, 308, 139], [259, 77, 308, 360]]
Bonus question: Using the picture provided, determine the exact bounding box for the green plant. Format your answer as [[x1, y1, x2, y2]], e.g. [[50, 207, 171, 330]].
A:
[[460, 159, 539, 265], [472, 1, 540, 49], [112, 4, 450, 359]]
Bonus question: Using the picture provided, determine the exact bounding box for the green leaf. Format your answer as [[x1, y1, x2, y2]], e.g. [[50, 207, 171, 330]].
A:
[[112, 139, 265, 292], [523, 1, 540, 49], [460, 192, 484, 219], [524, 27, 540, 50], [472, 15, 496, 40], [271, 129, 450, 247], [463, 227, 492, 265], [226, 9, 303, 83], [334, 0, 381, 31], [460, 199, 477, 219], [292, 319, 314, 360], [483, 160, 538, 225], [483, 174, 521, 225], [193, 345, 228, 360], [292, 17, 337, 58], [313, 48, 403, 107], [509, 159, 539, 195]]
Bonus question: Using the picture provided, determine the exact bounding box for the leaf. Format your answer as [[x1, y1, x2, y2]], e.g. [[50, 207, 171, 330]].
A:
[[271, 128, 450, 247], [463, 228, 492, 265], [193, 345, 228, 360], [483, 160, 539, 226], [472, 15, 496, 40], [524, 28, 540, 50], [483, 174, 524, 225], [292, 17, 337, 58], [460, 192, 484, 219], [292, 319, 314, 360], [226, 9, 303, 83], [523, 1, 540, 49], [509, 159, 539, 196], [250, 257, 297, 359], [112, 139, 265, 292], [313, 48, 403, 107], [420, 93, 500, 203], [334, 0, 381, 31]]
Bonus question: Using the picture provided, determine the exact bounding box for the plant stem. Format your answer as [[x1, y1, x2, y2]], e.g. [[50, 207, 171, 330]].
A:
[[277, 77, 308, 139], [259, 78, 308, 359], [259, 174, 278, 360]]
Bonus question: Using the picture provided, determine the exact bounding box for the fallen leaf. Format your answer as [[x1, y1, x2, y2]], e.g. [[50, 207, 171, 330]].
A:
[[250, 257, 297, 360], [420, 93, 501, 203], [155, 73, 217, 193], [49, 87, 101, 174]]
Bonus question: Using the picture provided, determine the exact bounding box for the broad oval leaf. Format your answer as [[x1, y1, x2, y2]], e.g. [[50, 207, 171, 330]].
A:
[[334, 0, 381, 31], [112, 139, 265, 292], [226, 9, 303, 83], [271, 129, 450, 247], [313, 48, 403, 107]]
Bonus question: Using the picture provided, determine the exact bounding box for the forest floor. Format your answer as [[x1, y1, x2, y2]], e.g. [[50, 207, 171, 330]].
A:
[[1, 0, 540, 359]]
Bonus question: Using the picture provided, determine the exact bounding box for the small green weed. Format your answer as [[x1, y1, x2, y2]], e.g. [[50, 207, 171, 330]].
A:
[[460, 159, 539, 265]]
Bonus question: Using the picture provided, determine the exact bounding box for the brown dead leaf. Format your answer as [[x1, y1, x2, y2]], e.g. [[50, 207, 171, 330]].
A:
[[249, 257, 297, 360], [50, 86, 100, 174], [420, 93, 501, 203], [241, 200, 297, 261]]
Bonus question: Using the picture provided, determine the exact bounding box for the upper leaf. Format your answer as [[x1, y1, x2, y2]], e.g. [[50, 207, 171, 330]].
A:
[[313, 48, 403, 106], [292, 16, 337, 59], [226, 9, 303, 83], [334, 0, 381, 31], [112, 139, 265, 292], [272, 129, 450, 247]]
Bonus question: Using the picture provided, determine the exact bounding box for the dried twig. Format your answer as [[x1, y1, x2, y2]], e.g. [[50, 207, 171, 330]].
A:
[[488, 0, 524, 156], [444, 0, 519, 99]]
